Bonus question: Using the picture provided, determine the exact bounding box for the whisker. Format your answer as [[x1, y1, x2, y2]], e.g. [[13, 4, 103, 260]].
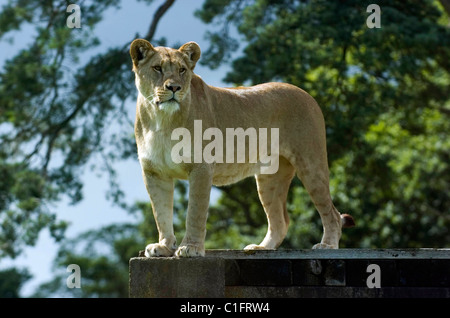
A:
[[141, 92, 155, 104]]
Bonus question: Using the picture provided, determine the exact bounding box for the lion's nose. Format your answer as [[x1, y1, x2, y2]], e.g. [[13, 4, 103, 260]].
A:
[[166, 84, 181, 92]]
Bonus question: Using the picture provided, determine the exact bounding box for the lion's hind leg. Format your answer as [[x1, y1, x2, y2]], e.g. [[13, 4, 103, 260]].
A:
[[244, 157, 295, 251], [294, 160, 344, 249]]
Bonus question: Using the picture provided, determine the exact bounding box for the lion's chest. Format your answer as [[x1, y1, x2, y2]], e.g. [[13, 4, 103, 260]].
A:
[[137, 130, 188, 179]]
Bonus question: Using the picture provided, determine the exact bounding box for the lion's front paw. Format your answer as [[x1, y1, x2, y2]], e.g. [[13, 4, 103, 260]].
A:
[[175, 244, 205, 257], [243, 244, 272, 251], [312, 243, 338, 249], [144, 243, 176, 257]]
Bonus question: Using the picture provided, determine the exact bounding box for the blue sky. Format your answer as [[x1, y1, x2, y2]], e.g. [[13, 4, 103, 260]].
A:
[[0, 0, 235, 297]]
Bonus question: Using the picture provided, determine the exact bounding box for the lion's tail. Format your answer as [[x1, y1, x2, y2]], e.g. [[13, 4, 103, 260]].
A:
[[341, 213, 355, 229]]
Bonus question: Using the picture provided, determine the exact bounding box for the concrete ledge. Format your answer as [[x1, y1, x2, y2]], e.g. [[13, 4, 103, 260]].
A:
[[129, 249, 450, 298], [129, 257, 225, 298]]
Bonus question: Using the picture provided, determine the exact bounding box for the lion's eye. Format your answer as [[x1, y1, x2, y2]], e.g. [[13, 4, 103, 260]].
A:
[[153, 66, 162, 73], [179, 67, 186, 75]]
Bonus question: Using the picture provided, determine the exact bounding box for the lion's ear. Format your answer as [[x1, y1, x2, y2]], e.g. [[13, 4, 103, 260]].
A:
[[130, 39, 155, 68], [179, 42, 201, 70]]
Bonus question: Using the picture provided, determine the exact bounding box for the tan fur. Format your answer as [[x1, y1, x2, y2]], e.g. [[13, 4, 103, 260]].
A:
[[130, 39, 354, 257]]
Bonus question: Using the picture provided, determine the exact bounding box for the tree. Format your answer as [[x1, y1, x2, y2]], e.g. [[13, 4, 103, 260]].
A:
[[196, 0, 450, 248], [0, 267, 31, 298], [0, 0, 176, 259]]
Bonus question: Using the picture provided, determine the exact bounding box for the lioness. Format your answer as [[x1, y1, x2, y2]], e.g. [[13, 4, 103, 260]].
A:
[[130, 39, 354, 257]]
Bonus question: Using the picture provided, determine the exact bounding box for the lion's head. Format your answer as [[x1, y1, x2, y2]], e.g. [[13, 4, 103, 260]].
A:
[[130, 39, 201, 114]]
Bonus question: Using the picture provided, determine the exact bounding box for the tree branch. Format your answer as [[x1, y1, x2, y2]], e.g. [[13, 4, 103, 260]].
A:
[[145, 0, 176, 41]]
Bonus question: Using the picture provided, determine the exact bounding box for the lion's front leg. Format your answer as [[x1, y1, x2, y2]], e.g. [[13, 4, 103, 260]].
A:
[[142, 172, 177, 257], [175, 165, 212, 257]]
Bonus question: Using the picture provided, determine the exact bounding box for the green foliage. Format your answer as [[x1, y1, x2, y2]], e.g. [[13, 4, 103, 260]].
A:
[[0, 267, 32, 298], [207, 178, 267, 249]]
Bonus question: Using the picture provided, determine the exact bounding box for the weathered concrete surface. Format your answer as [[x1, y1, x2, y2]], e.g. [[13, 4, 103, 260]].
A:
[[129, 257, 225, 298], [129, 249, 450, 298]]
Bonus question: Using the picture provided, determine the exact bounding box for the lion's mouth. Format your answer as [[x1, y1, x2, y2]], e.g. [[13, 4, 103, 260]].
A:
[[156, 96, 174, 103], [157, 95, 179, 105]]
